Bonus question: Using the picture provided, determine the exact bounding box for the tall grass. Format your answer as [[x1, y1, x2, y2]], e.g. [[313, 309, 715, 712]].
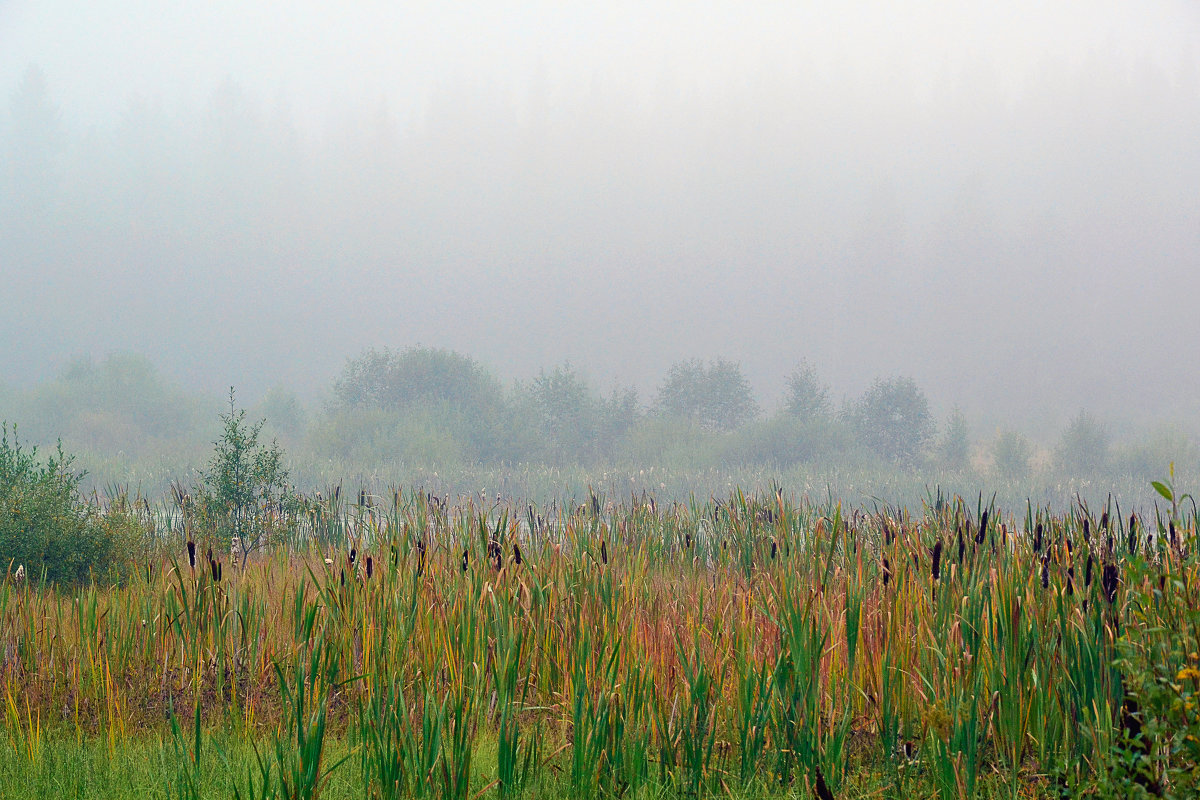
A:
[[0, 486, 1197, 796]]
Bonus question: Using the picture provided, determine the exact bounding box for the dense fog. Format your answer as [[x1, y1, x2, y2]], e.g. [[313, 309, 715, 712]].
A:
[[3, 1, 1199, 455]]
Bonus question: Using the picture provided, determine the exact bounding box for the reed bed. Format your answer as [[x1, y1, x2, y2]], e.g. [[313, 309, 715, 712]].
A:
[[1, 487, 1198, 798]]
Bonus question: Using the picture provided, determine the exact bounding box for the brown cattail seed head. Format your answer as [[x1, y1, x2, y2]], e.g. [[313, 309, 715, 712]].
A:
[[187, 540, 196, 568], [931, 540, 943, 581], [976, 511, 988, 544], [1102, 563, 1119, 603]]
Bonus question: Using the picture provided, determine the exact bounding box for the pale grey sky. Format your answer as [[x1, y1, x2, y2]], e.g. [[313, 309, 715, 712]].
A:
[[3, 1, 1195, 127], [2, 1, 1199, 435]]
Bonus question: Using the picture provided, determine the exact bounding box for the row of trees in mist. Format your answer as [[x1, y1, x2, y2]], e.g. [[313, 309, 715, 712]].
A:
[[294, 347, 951, 470], [1, 349, 1194, 493], [3, 57, 1199, 425]]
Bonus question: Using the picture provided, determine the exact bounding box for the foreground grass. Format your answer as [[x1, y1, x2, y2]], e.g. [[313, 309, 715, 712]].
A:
[[2, 487, 1199, 797], [0, 732, 359, 800], [0, 732, 1046, 800]]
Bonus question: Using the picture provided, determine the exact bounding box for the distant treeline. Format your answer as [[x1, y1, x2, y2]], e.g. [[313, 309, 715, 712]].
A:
[[4, 58, 1200, 428], [1, 349, 1195, 499]]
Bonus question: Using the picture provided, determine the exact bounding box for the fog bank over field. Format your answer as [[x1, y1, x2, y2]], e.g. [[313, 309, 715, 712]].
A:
[[2, 1, 1199, 438]]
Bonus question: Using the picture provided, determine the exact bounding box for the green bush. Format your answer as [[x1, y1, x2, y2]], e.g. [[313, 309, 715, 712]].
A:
[[782, 360, 832, 423], [22, 353, 208, 459], [0, 423, 138, 584], [1057, 409, 1111, 475], [1106, 580, 1200, 798], [620, 417, 723, 471], [306, 404, 473, 469], [938, 407, 972, 472], [325, 347, 511, 463], [191, 391, 296, 558], [655, 359, 759, 432], [850, 375, 935, 464], [991, 430, 1033, 480], [722, 415, 853, 468]]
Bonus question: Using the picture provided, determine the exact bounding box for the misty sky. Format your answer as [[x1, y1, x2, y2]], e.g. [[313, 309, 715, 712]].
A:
[[2, 0, 1199, 436]]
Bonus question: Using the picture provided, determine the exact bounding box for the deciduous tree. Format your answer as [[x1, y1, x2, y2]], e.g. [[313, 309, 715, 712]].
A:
[[852, 376, 934, 463]]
